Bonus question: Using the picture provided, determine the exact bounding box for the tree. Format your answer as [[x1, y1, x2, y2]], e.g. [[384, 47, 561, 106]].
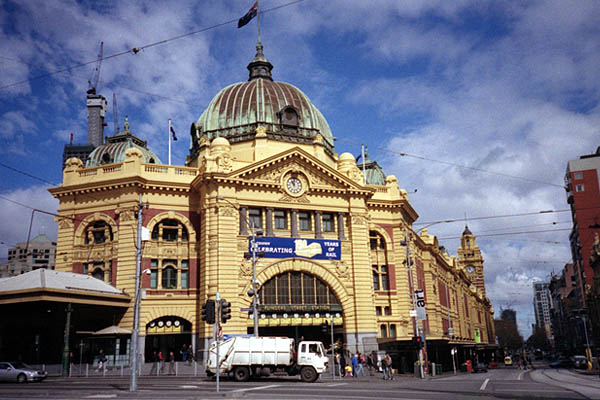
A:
[[495, 319, 523, 351], [526, 326, 550, 351]]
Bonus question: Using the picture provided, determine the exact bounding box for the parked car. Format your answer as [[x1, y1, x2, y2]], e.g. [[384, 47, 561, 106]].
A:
[[0, 362, 48, 383], [549, 358, 573, 368], [504, 356, 513, 366], [472, 362, 488, 373]]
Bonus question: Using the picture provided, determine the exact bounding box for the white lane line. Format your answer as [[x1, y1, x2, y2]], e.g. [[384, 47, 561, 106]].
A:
[[328, 383, 348, 387], [85, 396, 117, 399], [231, 384, 280, 393], [480, 378, 490, 391]]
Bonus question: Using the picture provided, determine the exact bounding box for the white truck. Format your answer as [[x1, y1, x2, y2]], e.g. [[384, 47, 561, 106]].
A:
[[205, 336, 328, 382]]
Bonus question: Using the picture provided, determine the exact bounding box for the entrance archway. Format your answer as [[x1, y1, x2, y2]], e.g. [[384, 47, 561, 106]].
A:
[[144, 316, 192, 361], [252, 271, 344, 348]]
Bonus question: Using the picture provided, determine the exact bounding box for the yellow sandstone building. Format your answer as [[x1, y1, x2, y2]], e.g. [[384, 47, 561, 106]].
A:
[[49, 43, 495, 370]]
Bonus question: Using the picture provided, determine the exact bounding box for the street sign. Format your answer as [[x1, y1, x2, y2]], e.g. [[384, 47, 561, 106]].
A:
[[409, 310, 417, 317]]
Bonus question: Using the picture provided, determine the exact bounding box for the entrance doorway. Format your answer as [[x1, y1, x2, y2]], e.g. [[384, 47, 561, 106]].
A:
[[144, 316, 192, 361], [251, 325, 343, 351]]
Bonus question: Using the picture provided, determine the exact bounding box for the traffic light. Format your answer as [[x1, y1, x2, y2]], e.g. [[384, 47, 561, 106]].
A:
[[412, 335, 424, 349], [220, 299, 231, 324], [202, 299, 216, 324]]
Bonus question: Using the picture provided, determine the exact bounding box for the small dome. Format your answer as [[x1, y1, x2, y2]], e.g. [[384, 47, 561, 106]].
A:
[[338, 153, 355, 161], [211, 137, 230, 147], [87, 117, 161, 167]]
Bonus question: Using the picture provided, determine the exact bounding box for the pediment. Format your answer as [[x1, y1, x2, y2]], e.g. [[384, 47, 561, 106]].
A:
[[231, 147, 365, 193]]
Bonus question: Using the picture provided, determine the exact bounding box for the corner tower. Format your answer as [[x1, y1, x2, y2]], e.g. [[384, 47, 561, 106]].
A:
[[458, 225, 486, 296]]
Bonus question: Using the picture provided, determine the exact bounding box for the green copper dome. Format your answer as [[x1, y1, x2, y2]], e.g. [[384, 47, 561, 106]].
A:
[[86, 117, 161, 167], [190, 44, 333, 158]]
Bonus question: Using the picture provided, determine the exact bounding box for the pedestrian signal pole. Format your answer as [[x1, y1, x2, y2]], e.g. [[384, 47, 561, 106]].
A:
[[215, 293, 220, 393]]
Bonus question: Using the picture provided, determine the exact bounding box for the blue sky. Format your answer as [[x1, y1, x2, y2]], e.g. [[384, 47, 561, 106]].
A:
[[1, 0, 599, 337]]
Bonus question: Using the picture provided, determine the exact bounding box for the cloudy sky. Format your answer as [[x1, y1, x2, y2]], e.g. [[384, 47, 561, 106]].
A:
[[1, 0, 599, 336]]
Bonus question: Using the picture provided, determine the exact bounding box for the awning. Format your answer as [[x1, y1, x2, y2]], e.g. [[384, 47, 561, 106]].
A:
[[93, 325, 131, 335]]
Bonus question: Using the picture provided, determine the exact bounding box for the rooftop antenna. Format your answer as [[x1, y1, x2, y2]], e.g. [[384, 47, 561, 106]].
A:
[[87, 41, 104, 95], [113, 93, 119, 135]]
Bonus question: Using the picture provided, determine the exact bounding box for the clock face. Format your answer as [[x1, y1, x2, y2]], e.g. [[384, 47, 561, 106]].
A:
[[286, 177, 303, 194], [466, 265, 476, 274]]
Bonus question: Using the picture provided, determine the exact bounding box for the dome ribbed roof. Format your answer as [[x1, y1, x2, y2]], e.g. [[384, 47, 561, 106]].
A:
[[193, 44, 333, 150], [86, 117, 161, 167]]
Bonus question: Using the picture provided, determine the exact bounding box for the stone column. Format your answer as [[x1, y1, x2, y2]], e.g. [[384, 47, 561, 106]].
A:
[[266, 208, 274, 237], [337, 213, 346, 240], [240, 206, 248, 235], [291, 209, 298, 237], [315, 211, 323, 239]]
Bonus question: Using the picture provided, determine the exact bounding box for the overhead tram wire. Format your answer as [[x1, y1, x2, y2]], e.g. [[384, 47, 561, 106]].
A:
[[437, 227, 571, 240], [334, 138, 565, 189], [0, 0, 307, 92], [414, 209, 570, 227]]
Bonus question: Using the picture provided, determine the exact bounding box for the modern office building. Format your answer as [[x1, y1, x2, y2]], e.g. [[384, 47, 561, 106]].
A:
[[0, 234, 56, 278], [533, 281, 552, 341]]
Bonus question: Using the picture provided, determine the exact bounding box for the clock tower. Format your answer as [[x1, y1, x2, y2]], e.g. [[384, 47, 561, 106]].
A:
[[458, 225, 486, 296]]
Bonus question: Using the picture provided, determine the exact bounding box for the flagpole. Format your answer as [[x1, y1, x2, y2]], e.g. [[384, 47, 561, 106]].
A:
[[168, 118, 172, 166], [256, 0, 261, 44], [362, 144, 366, 185]]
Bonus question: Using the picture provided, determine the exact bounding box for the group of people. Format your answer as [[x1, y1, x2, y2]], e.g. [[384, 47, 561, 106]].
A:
[[149, 344, 194, 375], [335, 350, 394, 379]]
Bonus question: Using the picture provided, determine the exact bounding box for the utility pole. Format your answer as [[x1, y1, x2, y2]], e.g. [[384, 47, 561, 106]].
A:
[[130, 195, 146, 392], [405, 229, 424, 379], [61, 303, 72, 377]]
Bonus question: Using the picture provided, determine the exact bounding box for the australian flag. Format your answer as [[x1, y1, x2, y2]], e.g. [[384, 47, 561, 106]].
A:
[[238, 1, 258, 28], [170, 125, 177, 141]]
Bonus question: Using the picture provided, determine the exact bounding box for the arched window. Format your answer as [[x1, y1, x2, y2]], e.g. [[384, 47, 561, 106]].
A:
[[369, 230, 386, 250], [85, 221, 113, 244], [280, 106, 299, 129], [151, 219, 189, 242], [101, 153, 112, 164], [259, 272, 340, 306]]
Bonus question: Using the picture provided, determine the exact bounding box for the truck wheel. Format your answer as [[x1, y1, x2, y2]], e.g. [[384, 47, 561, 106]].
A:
[[233, 366, 250, 382], [206, 370, 215, 377], [300, 366, 317, 382]]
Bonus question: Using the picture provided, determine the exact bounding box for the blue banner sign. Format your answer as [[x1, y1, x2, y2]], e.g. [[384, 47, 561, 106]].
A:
[[250, 237, 341, 260]]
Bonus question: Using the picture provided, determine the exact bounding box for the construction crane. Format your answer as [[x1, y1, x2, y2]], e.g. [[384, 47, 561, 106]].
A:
[[113, 93, 120, 135], [87, 41, 104, 95]]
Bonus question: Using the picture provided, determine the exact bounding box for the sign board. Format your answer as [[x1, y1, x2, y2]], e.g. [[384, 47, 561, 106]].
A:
[[415, 289, 427, 321], [250, 237, 341, 260], [409, 310, 417, 317]]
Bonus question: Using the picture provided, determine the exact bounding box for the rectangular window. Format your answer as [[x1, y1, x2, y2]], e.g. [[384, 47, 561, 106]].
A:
[[389, 324, 396, 338], [277, 274, 289, 304], [574, 172, 583, 180], [290, 273, 302, 304], [381, 266, 389, 290], [315, 279, 327, 304], [249, 208, 263, 230], [150, 269, 158, 289], [380, 324, 387, 338], [83, 263, 89, 274], [376, 306, 382, 316], [384, 306, 391, 315], [181, 260, 189, 289], [322, 213, 334, 232], [576, 184, 585, 192], [274, 210, 287, 230], [298, 212, 311, 231], [303, 274, 315, 304], [372, 268, 380, 291]]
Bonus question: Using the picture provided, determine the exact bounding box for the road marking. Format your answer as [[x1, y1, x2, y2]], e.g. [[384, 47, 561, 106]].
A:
[[180, 385, 198, 388], [85, 396, 117, 399], [328, 383, 348, 387], [231, 384, 280, 393], [480, 378, 490, 391]]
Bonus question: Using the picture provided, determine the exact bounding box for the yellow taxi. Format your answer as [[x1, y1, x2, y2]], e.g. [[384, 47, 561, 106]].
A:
[[504, 356, 513, 366]]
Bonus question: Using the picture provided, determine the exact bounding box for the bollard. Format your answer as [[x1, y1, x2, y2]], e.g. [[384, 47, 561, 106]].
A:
[[86, 363, 89, 377], [175, 361, 178, 376], [194, 361, 197, 376], [121, 365, 123, 376]]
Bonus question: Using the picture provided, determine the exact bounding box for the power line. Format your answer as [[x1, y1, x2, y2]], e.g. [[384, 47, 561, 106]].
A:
[[414, 209, 570, 226], [335, 137, 565, 189], [0, 0, 306, 92], [438, 228, 571, 240]]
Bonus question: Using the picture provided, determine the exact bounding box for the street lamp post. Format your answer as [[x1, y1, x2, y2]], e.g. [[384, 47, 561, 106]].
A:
[[576, 315, 592, 369], [217, 196, 261, 337]]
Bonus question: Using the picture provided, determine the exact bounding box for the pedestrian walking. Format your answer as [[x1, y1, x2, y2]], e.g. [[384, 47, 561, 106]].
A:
[[149, 351, 158, 375], [355, 352, 366, 377], [367, 352, 376, 376], [180, 344, 188, 361], [158, 351, 164, 373], [351, 353, 358, 377], [383, 352, 393, 380], [96, 349, 108, 372], [339, 352, 347, 377], [187, 344, 194, 365], [168, 351, 176, 375]]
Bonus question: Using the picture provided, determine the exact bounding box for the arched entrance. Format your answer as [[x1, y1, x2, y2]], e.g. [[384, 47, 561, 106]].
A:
[[252, 271, 344, 348], [144, 316, 192, 361]]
